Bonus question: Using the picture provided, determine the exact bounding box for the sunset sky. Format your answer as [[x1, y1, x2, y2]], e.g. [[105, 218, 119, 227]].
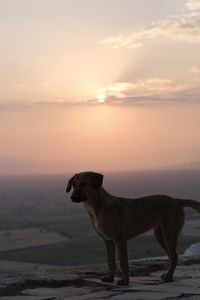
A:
[[0, 0, 200, 174]]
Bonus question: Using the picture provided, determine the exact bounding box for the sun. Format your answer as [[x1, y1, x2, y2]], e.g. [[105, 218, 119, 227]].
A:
[[96, 92, 105, 103]]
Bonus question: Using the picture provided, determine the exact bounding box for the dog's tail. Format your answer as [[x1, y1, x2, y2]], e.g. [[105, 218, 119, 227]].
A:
[[179, 199, 200, 213]]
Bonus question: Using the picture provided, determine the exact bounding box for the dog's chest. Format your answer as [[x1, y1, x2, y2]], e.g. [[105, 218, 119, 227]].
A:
[[83, 203, 109, 239]]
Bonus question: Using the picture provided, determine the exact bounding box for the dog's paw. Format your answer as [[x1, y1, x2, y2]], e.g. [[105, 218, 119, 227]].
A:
[[101, 275, 114, 283], [116, 279, 129, 286], [161, 273, 173, 283]]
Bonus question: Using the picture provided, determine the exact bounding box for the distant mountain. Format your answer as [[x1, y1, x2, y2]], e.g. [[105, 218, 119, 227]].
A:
[[173, 161, 200, 170], [0, 156, 74, 176]]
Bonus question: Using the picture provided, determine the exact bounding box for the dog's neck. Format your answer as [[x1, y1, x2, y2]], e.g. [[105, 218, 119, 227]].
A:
[[83, 187, 110, 216]]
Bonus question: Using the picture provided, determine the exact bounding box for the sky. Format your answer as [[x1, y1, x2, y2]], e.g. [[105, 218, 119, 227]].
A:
[[0, 0, 200, 174]]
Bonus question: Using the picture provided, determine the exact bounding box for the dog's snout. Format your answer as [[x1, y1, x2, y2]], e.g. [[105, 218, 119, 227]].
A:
[[71, 191, 80, 202], [71, 194, 77, 201]]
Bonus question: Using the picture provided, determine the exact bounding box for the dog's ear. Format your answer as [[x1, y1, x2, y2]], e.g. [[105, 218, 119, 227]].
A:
[[66, 174, 76, 193], [88, 172, 103, 190]]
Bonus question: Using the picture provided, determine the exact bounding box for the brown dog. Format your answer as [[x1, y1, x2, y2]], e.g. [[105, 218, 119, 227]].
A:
[[66, 171, 200, 285]]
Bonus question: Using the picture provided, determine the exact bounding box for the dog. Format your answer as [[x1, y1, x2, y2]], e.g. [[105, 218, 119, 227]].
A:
[[66, 171, 200, 285]]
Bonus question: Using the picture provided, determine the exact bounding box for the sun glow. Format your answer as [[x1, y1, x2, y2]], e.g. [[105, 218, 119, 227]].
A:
[[96, 92, 106, 103]]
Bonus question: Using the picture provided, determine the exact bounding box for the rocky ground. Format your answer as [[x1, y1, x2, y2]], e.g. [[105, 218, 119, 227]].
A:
[[1, 256, 200, 299]]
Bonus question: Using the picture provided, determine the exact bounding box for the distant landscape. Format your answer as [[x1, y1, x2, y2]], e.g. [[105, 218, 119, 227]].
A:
[[0, 169, 200, 265]]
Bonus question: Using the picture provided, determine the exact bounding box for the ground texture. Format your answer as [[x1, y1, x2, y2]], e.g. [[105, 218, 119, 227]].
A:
[[1, 256, 200, 299]]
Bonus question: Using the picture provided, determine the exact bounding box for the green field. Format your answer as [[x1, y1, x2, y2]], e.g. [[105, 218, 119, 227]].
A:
[[0, 232, 198, 266], [0, 209, 199, 266]]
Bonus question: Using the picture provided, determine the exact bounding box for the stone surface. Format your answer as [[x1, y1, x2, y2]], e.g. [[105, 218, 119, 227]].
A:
[[62, 291, 117, 300], [22, 287, 90, 299], [0, 297, 53, 300], [111, 291, 181, 300], [1, 257, 200, 299]]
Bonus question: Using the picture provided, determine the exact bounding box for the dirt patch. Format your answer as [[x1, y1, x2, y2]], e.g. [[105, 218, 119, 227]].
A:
[[0, 228, 67, 252]]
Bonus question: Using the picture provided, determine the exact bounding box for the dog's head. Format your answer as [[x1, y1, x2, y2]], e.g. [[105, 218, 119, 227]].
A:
[[66, 171, 103, 203]]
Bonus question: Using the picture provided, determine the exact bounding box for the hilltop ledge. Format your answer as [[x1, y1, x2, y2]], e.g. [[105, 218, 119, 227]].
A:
[[1, 256, 200, 299]]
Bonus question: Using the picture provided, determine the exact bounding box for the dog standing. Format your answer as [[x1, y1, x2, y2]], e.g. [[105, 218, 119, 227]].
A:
[[66, 171, 200, 285]]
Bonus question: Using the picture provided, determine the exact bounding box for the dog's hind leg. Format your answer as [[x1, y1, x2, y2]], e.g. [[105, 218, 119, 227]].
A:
[[160, 228, 178, 282], [101, 240, 116, 283], [160, 210, 184, 282], [154, 226, 169, 255]]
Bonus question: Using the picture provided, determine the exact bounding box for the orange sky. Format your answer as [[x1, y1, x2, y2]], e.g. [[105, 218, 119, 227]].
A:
[[1, 103, 200, 174], [0, 0, 200, 174]]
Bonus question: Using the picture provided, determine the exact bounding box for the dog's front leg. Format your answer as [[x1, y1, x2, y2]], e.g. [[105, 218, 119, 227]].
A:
[[116, 240, 129, 286], [101, 239, 116, 283]]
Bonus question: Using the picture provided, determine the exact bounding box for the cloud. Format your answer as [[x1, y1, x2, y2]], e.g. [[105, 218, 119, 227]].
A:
[[0, 99, 76, 112], [192, 65, 200, 73], [95, 77, 200, 105], [98, 78, 185, 99], [1, 76, 200, 111], [106, 89, 200, 106], [100, 35, 142, 49], [100, 0, 200, 49], [0, 101, 29, 111], [185, 0, 200, 11]]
